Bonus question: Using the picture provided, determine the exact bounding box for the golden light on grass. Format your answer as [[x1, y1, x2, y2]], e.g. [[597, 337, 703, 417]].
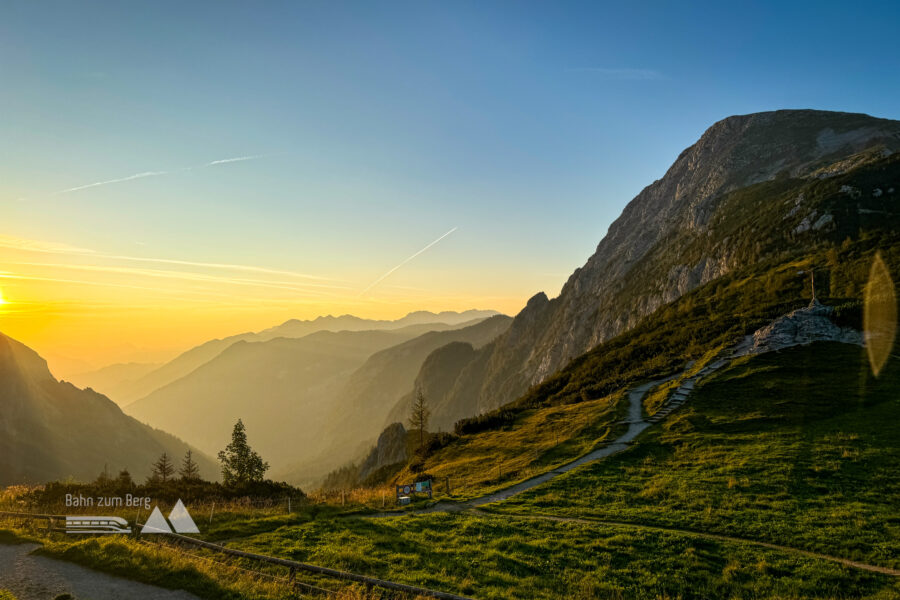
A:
[[863, 252, 897, 377]]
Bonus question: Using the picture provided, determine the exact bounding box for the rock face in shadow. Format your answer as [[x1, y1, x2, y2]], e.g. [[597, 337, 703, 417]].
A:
[[358, 423, 408, 483], [433, 110, 900, 417], [0, 333, 216, 485]]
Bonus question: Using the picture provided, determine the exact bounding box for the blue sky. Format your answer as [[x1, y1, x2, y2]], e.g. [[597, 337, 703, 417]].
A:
[[2, 0, 900, 365]]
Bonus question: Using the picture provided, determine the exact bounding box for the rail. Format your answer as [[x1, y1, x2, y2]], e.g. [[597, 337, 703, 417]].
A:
[[141, 524, 476, 600], [0, 509, 476, 599]]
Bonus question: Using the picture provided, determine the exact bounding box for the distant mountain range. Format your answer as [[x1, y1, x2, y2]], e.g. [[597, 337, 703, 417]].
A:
[[274, 314, 513, 484], [0, 333, 216, 486], [73, 310, 498, 405], [122, 313, 506, 478]]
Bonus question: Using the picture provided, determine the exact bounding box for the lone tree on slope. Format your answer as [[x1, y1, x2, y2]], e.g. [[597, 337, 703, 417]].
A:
[[408, 388, 431, 452], [151, 452, 175, 483], [218, 419, 269, 487], [179, 449, 201, 481]]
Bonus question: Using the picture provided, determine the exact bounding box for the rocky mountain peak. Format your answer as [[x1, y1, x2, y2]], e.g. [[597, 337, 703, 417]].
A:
[[442, 109, 900, 415]]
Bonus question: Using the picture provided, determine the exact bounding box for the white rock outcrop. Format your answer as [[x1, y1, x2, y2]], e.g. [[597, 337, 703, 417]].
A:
[[748, 300, 862, 354]]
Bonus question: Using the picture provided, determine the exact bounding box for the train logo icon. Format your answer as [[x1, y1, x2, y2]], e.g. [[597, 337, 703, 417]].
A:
[[65, 516, 132, 534], [140, 499, 200, 534]]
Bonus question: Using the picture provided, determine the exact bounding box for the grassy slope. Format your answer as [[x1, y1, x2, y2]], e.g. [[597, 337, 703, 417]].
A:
[[496, 343, 900, 570], [228, 511, 897, 600], [394, 392, 626, 500], [218, 343, 900, 600], [397, 233, 896, 502]]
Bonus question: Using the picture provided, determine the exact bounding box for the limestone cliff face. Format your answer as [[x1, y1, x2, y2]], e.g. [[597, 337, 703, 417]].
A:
[[445, 110, 900, 415], [358, 422, 408, 482]]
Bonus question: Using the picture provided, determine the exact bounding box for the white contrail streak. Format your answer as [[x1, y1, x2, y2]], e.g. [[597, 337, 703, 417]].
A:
[[205, 155, 266, 166], [54, 171, 168, 194], [52, 155, 266, 195], [360, 227, 458, 296]]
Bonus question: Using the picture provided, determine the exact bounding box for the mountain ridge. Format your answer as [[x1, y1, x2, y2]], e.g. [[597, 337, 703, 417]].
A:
[[425, 109, 900, 417], [77, 309, 498, 405], [0, 332, 217, 485]]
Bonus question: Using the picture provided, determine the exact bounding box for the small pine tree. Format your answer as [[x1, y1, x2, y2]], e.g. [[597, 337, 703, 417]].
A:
[[95, 463, 112, 486], [218, 419, 269, 487], [151, 452, 175, 483], [408, 388, 431, 452], [179, 449, 201, 481], [116, 469, 134, 489]]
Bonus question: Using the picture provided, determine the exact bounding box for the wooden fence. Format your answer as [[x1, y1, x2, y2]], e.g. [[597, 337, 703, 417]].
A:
[[0, 510, 476, 599]]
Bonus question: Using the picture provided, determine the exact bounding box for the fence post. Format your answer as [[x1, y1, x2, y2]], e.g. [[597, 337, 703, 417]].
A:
[[382, 492, 385, 508], [209, 502, 215, 526], [287, 497, 291, 514], [341, 490, 345, 506], [446, 476, 451, 495]]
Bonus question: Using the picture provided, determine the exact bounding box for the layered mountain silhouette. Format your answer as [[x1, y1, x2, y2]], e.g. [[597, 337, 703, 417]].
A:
[[75, 310, 497, 404], [275, 315, 513, 483], [67, 362, 160, 407], [124, 315, 506, 474], [0, 333, 215, 486]]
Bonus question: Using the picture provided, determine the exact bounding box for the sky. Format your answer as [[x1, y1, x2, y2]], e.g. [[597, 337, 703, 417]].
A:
[[2, 0, 900, 373]]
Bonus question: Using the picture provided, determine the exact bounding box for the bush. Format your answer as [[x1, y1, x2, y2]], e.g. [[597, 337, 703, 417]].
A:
[[415, 432, 458, 458]]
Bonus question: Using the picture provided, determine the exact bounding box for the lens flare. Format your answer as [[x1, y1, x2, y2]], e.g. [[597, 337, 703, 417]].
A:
[[863, 252, 897, 377]]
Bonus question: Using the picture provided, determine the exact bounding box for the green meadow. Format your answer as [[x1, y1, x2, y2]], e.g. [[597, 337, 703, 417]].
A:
[[496, 343, 900, 571]]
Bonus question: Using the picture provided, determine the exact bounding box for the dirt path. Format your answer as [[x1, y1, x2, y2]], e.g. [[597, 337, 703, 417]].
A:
[[368, 377, 671, 517], [357, 330, 900, 579], [0, 543, 202, 600]]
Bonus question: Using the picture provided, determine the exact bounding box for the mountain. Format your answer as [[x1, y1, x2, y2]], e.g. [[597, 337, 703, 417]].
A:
[[261, 309, 499, 338], [269, 315, 512, 485], [66, 362, 161, 406], [384, 340, 491, 431], [324, 316, 512, 443], [423, 110, 900, 419], [0, 333, 216, 486], [123, 322, 497, 469], [102, 310, 497, 405]]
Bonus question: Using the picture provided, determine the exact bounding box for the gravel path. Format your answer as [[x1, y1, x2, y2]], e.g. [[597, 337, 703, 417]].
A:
[[0, 543, 202, 600], [369, 377, 674, 516]]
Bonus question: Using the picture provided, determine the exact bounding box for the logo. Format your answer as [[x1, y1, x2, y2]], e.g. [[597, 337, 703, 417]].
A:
[[140, 499, 200, 534], [65, 516, 132, 534]]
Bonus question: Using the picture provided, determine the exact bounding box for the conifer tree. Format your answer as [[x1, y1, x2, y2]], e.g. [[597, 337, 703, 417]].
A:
[[218, 419, 269, 486], [151, 452, 175, 483], [408, 389, 431, 452], [179, 449, 201, 481]]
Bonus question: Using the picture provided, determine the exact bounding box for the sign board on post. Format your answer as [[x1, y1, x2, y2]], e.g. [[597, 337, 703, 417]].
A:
[[396, 479, 432, 504]]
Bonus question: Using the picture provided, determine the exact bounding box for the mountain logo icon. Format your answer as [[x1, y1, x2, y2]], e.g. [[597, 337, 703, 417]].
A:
[[140, 499, 200, 534]]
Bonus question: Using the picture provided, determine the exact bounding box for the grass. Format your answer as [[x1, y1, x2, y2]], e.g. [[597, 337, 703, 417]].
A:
[[0, 591, 17, 600], [392, 392, 625, 501], [496, 343, 900, 570], [225, 510, 899, 600], [0, 524, 400, 600]]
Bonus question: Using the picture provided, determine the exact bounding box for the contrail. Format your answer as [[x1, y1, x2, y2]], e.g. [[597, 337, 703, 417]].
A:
[[360, 227, 458, 296], [52, 155, 266, 195], [54, 171, 168, 194], [205, 155, 266, 166]]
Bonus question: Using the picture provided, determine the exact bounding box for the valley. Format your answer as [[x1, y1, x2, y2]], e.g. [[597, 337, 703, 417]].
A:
[[2, 109, 900, 600]]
